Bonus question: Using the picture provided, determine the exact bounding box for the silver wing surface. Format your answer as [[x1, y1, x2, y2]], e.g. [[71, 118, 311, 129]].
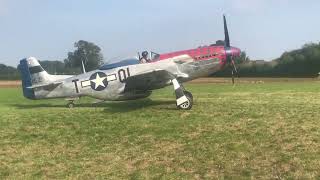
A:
[[124, 69, 173, 92]]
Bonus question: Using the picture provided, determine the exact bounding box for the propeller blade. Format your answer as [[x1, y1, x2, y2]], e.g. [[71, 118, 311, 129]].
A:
[[231, 59, 238, 73], [223, 15, 230, 47], [231, 69, 235, 85]]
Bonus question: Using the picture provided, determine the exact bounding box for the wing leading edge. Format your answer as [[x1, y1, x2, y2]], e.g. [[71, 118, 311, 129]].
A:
[[124, 69, 173, 92]]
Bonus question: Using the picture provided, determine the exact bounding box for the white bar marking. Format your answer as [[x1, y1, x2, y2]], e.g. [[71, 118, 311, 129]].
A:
[[81, 80, 91, 87], [107, 74, 117, 81], [177, 95, 188, 106]]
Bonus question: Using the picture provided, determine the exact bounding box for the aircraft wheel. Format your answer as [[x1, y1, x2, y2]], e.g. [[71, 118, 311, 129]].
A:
[[178, 91, 193, 110], [67, 102, 75, 108]]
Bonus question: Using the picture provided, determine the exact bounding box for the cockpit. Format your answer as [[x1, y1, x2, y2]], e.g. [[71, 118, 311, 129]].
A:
[[98, 51, 161, 70], [138, 51, 160, 63]]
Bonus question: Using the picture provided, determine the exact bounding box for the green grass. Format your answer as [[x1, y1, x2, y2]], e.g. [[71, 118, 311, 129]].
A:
[[0, 82, 320, 179]]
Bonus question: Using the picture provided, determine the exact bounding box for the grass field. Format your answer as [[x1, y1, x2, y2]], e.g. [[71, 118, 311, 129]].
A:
[[0, 81, 320, 179]]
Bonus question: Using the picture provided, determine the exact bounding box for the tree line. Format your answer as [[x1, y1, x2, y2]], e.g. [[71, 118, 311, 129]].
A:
[[1, 41, 320, 80], [0, 64, 20, 80], [215, 42, 320, 78], [0, 40, 104, 79]]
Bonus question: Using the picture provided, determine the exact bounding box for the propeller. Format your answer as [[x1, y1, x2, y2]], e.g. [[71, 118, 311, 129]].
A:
[[223, 15, 238, 84]]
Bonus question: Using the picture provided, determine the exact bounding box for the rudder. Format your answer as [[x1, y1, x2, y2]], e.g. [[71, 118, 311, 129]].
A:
[[18, 57, 52, 100], [18, 58, 35, 99]]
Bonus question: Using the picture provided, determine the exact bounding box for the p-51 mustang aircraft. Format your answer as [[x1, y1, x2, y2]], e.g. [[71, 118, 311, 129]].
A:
[[18, 16, 241, 110]]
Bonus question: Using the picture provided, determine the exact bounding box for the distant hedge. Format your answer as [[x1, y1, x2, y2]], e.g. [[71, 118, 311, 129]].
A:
[[0, 64, 20, 80], [214, 43, 320, 78]]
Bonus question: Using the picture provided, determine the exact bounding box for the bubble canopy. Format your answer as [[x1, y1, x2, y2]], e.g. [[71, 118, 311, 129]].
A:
[[99, 51, 160, 70]]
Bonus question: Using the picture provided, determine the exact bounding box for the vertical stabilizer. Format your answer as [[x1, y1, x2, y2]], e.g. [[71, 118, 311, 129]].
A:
[[18, 57, 52, 99]]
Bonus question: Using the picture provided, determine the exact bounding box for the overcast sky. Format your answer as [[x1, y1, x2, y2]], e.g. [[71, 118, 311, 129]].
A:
[[1, 0, 320, 66]]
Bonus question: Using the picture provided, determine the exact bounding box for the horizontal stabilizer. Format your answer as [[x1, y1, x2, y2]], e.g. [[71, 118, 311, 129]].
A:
[[27, 81, 63, 89]]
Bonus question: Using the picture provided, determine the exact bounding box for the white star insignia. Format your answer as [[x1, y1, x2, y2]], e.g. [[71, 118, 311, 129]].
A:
[[91, 73, 106, 89]]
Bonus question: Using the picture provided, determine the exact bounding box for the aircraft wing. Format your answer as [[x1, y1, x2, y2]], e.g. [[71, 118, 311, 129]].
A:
[[27, 81, 63, 89], [124, 69, 174, 92]]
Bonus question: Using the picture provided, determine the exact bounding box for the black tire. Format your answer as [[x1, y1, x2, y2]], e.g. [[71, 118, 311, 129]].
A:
[[184, 91, 193, 102], [67, 102, 75, 108], [177, 91, 193, 110]]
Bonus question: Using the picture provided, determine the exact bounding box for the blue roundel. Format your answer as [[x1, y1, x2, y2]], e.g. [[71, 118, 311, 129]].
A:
[[89, 72, 108, 91]]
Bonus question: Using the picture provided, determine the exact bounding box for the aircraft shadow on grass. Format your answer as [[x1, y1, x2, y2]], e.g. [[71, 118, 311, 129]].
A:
[[11, 99, 177, 112]]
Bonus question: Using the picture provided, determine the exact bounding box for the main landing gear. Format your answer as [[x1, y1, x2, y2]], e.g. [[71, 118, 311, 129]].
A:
[[178, 91, 193, 110], [172, 79, 193, 110]]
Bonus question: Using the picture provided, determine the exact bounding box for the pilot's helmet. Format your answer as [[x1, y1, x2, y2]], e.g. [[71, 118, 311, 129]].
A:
[[142, 51, 148, 58]]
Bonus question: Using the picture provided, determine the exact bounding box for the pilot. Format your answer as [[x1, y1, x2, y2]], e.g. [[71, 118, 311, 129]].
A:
[[140, 51, 150, 63]]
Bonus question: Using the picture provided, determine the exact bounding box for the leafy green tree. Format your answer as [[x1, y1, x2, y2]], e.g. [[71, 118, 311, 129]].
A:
[[274, 42, 320, 77], [0, 64, 20, 80], [64, 40, 104, 72], [235, 51, 250, 64], [39, 60, 67, 74]]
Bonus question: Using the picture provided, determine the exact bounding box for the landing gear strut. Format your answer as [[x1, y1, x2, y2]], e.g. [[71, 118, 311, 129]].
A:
[[172, 79, 193, 110]]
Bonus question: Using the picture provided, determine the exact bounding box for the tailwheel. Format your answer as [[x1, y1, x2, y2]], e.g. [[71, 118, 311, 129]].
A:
[[67, 102, 75, 108], [177, 91, 193, 110]]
